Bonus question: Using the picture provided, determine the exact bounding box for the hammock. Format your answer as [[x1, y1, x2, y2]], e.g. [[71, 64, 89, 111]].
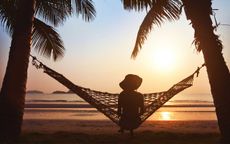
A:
[[30, 55, 205, 127]]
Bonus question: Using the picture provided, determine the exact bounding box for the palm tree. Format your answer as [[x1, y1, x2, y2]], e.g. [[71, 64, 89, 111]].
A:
[[0, 0, 95, 142], [122, 0, 230, 143]]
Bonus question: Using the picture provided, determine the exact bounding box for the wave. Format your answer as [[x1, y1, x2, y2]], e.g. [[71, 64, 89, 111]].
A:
[[26, 100, 84, 103], [163, 104, 214, 107], [24, 104, 214, 109], [170, 100, 213, 103], [25, 103, 93, 108], [26, 99, 213, 103], [26, 100, 214, 108]]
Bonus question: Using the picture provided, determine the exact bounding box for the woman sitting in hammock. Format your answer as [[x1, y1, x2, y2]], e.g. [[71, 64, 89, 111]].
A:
[[117, 74, 144, 136]]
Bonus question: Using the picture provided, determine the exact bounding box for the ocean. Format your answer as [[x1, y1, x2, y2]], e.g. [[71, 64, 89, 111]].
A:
[[24, 93, 217, 121]]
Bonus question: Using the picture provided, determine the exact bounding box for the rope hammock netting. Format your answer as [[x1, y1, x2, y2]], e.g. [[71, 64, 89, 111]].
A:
[[30, 55, 205, 127]]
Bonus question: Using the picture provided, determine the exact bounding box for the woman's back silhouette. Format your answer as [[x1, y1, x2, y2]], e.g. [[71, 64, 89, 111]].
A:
[[118, 74, 144, 136]]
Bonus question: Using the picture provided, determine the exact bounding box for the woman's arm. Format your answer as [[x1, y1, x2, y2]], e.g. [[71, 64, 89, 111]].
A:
[[117, 95, 122, 116], [139, 94, 145, 114]]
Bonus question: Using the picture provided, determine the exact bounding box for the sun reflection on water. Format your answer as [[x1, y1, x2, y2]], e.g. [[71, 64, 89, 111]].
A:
[[161, 112, 172, 120]]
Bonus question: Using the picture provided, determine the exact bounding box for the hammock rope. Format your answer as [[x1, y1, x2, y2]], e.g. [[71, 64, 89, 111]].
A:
[[30, 55, 205, 126]]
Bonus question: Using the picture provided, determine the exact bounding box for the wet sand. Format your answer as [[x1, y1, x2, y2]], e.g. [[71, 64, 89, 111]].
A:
[[22, 119, 219, 134], [20, 119, 220, 144]]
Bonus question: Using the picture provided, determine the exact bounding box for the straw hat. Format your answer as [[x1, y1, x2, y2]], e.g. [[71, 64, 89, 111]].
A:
[[119, 74, 142, 90]]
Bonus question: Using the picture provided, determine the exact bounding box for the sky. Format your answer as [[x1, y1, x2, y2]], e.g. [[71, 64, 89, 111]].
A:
[[0, 0, 230, 94]]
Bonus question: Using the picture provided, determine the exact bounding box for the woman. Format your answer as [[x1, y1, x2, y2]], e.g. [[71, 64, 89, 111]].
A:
[[117, 74, 144, 136]]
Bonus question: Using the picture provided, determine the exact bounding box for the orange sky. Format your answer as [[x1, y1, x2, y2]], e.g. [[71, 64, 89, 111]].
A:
[[0, 0, 230, 94]]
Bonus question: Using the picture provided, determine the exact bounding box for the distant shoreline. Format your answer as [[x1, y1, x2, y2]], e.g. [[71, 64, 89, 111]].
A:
[[26, 90, 44, 94], [26, 90, 74, 94]]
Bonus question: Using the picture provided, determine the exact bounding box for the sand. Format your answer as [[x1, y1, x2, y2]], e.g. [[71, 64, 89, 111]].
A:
[[22, 119, 219, 134], [19, 119, 221, 144]]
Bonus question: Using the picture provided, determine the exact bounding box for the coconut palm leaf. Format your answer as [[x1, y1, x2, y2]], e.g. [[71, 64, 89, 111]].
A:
[[35, 0, 96, 26], [128, 0, 182, 58], [35, 0, 72, 26], [73, 0, 96, 21], [0, 0, 16, 35], [121, 0, 153, 11], [32, 18, 65, 61]]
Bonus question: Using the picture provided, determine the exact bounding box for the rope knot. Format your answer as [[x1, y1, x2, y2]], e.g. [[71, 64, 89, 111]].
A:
[[194, 63, 206, 77], [30, 55, 44, 69]]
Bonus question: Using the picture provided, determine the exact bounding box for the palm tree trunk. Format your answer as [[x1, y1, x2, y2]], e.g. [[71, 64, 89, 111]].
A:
[[182, 0, 230, 143], [0, 0, 35, 142]]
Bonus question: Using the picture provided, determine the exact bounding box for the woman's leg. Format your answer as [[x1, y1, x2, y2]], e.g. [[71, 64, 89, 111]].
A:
[[130, 129, 134, 136], [118, 127, 124, 133]]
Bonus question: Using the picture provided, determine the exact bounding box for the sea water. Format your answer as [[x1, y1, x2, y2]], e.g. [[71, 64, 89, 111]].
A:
[[24, 93, 216, 121]]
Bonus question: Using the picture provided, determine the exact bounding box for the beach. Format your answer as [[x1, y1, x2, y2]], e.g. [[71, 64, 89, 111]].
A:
[[21, 119, 220, 144], [17, 93, 221, 143], [22, 119, 219, 134]]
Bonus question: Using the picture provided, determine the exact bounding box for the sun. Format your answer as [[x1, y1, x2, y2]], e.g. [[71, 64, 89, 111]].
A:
[[150, 48, 176, 71]]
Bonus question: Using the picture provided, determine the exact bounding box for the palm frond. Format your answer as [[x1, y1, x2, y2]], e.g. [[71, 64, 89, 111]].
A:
[[131, 0, 182, 58], [35, 0, 96, 26], [35, 0, 72, 26], [193, 34, 223, 52], [32, 18, 65, 61], [121, 0, 153, 11], [73, 0, 96, 21], [0, 0, 17, 35]]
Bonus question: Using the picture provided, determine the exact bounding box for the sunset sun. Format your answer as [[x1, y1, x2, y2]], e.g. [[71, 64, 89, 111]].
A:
[[150, 48, 176, 71]]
